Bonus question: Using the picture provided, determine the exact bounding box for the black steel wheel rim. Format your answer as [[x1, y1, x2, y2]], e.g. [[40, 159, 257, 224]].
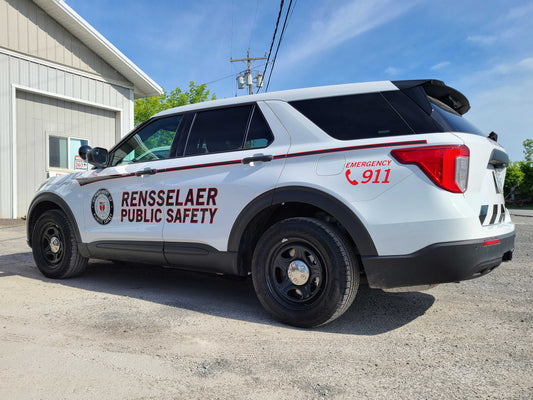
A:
[[267, 239, 327, 306], [40, 222, 64, 266]]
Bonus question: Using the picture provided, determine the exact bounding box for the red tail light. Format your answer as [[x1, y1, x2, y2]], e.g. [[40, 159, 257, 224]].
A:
[[391, 145, 469, 193]]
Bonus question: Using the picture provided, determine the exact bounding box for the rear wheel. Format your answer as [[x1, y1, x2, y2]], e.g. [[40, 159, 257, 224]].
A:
[[31, 210, 88, 279], [252, 217, 359, 328]]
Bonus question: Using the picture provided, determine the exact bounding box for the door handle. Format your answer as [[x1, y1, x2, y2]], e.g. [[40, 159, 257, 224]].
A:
[[242, 154, 273, 164], [136, 168, 157, 176]]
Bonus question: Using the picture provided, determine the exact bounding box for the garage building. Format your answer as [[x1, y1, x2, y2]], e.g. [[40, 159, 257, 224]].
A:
[[0, 0, 162, 218]]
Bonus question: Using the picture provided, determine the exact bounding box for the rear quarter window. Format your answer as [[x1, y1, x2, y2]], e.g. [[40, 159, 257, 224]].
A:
[[429, 98, 485, 136], [290, 93, 413, 140]]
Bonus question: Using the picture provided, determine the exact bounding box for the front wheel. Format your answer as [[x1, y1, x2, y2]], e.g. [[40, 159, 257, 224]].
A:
[[252, 217, 359, 328], [31, 210, 88, 279]]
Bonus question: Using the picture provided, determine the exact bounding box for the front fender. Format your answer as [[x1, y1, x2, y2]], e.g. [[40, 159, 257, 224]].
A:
[[26, 192, 87, 256]]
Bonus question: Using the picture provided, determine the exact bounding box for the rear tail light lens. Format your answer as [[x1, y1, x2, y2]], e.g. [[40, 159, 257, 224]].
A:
[[391, 145, 470, 193]]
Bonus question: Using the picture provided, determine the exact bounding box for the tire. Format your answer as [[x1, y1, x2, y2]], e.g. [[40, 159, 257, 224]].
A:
[[31, 210, 88, 279], [252, 217, 359, 328]]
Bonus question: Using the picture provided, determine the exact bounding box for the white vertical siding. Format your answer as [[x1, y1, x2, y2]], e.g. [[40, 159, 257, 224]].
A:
[[16, 91, 117, 216], [0, 52, 134, 218], [0, 0, 142, 218], [0, 54, 12, 216], [0, 0, 129, 85]]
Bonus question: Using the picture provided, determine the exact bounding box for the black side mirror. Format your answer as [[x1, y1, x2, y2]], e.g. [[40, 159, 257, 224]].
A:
[[78, 145, 92, 161], [86, 147, 108, 168]]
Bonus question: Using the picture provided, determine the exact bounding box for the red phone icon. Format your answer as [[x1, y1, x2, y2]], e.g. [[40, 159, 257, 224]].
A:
[[345, 169, 358, 185]]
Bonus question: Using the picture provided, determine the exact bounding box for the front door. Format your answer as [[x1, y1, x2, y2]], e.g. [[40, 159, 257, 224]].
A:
[[79, 115, 183, 263]]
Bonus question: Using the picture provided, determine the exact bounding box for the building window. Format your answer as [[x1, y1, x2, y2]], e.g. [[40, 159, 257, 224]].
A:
[[48, 136, 89, 171]]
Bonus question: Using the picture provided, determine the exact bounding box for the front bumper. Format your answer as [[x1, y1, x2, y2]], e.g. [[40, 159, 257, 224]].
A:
[[362, 231, 515, 289]]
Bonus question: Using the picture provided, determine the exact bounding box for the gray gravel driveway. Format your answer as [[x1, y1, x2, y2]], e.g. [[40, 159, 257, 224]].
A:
[[0, 216, 531, 399]]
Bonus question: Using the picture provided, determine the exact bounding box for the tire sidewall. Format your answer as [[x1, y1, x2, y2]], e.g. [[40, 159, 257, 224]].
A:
[[32, 210, 78, 278], [252, 218, 355, 327]]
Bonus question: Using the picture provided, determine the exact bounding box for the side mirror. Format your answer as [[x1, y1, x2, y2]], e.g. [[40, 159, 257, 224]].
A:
[[78, 145, 92, 161], [86, 147, 108, 168]]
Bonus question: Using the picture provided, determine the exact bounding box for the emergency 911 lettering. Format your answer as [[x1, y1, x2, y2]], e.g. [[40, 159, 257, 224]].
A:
[[120, 187, 218, 224]]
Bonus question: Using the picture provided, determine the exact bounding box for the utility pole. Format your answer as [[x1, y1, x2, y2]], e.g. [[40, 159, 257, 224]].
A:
[[231, 51, 267, 95]]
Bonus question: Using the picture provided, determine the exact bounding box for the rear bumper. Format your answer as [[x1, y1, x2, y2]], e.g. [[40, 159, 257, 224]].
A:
[[362, 231, 515, 289]]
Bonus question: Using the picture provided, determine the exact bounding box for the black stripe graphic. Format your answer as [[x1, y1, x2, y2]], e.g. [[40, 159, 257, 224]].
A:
[[479, 205, 488, 225], [489, 204, 499, 225]]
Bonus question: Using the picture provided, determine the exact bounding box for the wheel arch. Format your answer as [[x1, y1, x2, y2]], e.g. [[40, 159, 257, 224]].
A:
[[228, 186, 377, 274], [27, 193, 84, 254]]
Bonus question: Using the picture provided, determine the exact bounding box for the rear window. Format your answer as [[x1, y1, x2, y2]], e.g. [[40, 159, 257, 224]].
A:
[[429, 98, 485, 136], [290, 93, 413, 140]]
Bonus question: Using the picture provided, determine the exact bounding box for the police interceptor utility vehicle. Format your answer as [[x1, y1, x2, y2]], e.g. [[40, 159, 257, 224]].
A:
[[27, 80, 515, 328]]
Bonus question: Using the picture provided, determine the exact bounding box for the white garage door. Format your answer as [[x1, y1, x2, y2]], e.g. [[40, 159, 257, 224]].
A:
[[16, 91, 117, 217]]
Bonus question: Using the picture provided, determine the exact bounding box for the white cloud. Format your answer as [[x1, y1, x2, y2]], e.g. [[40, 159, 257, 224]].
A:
[[430, 61, 450, 71], [455, 57, 533, 162], [384, 66, 401, 76], [506, 3, 533, 20], [466, 35, 498, 46], [282, 0, 418, 68], [483, 57, 533, 76]]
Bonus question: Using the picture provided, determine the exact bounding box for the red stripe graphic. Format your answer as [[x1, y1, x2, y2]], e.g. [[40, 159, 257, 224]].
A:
[[76, 139, 427, 186]]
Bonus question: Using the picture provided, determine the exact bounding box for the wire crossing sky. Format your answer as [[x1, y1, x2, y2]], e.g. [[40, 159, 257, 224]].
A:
[[66, 0, 533, 161]]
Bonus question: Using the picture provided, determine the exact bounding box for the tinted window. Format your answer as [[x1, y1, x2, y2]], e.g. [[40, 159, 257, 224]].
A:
[[185, 105, 272, 156], [290, 93, 413, 140], [49, 136, 67, 168], [244, 106, 274, 149], [185, 106, 251, 156], [110, 115, 182, 166], [382, 91, 442, 134], [430, 99, 485, 136]]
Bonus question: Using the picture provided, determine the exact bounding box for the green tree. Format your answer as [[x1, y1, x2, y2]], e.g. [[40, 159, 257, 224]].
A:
[[504, 139, 533, 202], [523, 138, 533, 163], [504, 161, 524, 197], [134, 81, 216, 126], [519, 139, 533, 200]]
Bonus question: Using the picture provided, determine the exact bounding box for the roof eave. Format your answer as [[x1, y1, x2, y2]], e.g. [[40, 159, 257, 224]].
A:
[[33, 0, 162, 98]]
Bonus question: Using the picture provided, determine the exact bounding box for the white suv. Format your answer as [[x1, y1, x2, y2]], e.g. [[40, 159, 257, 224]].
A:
[[27, 80, 515, 327]]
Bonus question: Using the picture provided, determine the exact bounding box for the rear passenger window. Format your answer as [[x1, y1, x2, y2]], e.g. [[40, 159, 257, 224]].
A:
[[244, 106, 274, 149], [185, 105, 273, 156], [290, 93, 413, 140]]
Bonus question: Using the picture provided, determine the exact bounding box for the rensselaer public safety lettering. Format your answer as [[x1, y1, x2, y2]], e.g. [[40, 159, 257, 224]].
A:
[[120, 187, 218, 224]]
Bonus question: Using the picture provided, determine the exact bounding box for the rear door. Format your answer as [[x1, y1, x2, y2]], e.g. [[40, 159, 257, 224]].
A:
[[161, 102, 290, 266]]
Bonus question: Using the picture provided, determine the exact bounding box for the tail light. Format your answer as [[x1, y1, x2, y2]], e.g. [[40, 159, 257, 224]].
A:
[[391, 145, 469, 193]]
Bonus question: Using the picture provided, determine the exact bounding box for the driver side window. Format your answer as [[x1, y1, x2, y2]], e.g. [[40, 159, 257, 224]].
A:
[[110, 115, 182, 166]]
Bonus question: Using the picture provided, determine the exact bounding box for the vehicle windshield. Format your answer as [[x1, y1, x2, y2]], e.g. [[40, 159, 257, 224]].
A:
[[430, 98, 485, 136]]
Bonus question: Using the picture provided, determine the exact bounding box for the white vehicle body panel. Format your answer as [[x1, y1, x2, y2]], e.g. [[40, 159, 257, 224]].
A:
[[28, 79, 515, 291]]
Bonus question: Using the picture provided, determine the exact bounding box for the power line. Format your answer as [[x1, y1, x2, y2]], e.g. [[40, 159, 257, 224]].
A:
[[204, 72, 240, 86], [265, 0, 294, 92], [258, 0, 285, 94]]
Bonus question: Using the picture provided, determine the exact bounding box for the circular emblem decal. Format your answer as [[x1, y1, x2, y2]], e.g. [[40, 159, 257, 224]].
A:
[[91, 189, 114, 225]]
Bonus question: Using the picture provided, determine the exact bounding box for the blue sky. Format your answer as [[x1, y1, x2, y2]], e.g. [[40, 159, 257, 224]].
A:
[[66, 0, 533, 161]]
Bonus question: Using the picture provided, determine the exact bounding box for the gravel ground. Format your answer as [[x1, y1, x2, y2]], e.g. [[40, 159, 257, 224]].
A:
[[0, 217, 531, 400]]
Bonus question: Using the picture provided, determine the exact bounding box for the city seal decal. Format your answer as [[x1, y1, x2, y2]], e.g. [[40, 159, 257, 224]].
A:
[[91, 188, 114, 225]]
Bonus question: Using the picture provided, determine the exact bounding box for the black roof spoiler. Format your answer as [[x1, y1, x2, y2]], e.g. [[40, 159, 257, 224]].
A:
[[392, 79, 470, 115]]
